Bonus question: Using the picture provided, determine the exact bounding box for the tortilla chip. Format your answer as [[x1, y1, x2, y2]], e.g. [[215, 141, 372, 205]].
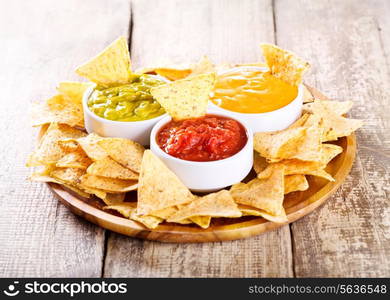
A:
[[260, 43, 310, 86], [188, 216, 212, 229], [50, 167, 85, 186], [150, 73, 215, 121], [58, 139, 80, 152], [104, 202, 163, 229], [62, 184, 91, 198], [86, 156, 139, 180], [253, 127, 306, 161], [29, 165, 60, 183], [284, 175, 309, 194], [238, 205, 288, 223], [303, 85, 314, 103], [253, 151, 269, 174], [149, 206, 178, 219], [168, 190, 241, 223], [75, 36, 132, 87], [188, 56, 215, 77], [77, 133, 108, 161], [80, 174, 138, 193], [231, 164, 285, 216], [31, 95, 84, 128], [27, 123, 86, 166], [57, 81, 94, 104], [97, 138, 144, 173], [102, 193, 126, 206], [304, 100, 353, 116], [304, 100, 362, 141], [137, 150, 195, 215], [56, 149, 92, 169], [306, 169, 335, 181]]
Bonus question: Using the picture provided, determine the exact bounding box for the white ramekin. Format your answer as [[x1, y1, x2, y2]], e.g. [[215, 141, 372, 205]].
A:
[[150, 110, 253, 193], [82, 76, 168, 145], [209, 66, 303, 133]]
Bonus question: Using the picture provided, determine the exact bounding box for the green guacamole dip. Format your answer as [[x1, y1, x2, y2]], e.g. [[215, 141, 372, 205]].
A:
[[88, 74, 166, 121]]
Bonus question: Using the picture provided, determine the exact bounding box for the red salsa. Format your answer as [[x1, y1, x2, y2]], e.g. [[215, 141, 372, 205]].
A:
[[156, 115, 247, 162]]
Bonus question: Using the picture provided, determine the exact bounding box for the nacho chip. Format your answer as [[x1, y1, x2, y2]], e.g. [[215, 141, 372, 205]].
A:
[[86, 156, 139, 180], [238, 205, 288, 223], [253, 151, 269, 174], [62, 184, 91, 198], [50, 167, 85, 186], [29, 165, 59, 183], [137, 150, 195, 215], [57, 81, 94, 104], [231, 164, 285, 216], [284, 175, 309, 194], [80, 174, 138, 193], [306, 169, 335, 181], [149, 206, 178, 219], [58, 139, 80, 152], [253, 127, 306, 161], [97, 138, 144, 173], [31, 95, 84, 128], [303, 100, 363, 141], [56, 149, 92, 169], [75, 36, 132, 87], [302, 85, 314, 103], [104, 202, 163, 229], [260, 43, 310, 86], [188, 56, 215, 77], [150, 73, 215, 121], [304, 100, 353, 116], [168, 190, 241, 223], [188, 216, 212, 229], [27, 123, 86, 166], [77, 133, 108, 161], [102, 193, 126, 206]]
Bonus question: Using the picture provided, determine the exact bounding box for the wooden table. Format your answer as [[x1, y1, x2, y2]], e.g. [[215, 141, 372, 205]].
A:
[[0, 0, 389, 278]]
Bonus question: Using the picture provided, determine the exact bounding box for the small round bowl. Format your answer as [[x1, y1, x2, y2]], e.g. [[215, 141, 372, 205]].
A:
[[209, 66, 303, 133], [82, 76, 168, 145], [150, 110, 253, 193]]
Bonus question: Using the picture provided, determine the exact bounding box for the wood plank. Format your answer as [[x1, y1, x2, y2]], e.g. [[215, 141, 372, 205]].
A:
[[0, 0, 131, 277], [274, 0, 390, 277], [104, 0, 294, 278]]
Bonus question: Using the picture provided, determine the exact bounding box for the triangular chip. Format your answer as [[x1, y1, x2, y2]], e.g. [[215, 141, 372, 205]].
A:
[[80, 174, 138, 193], [253, 151, 268, 174], [137, 150, 194, 215], [231, 164, 285, 216], [104, 202, 163, 229], [57, 81, 94, 104], [77, 133, 108, 161], [149, 206, 178, 219], [306, 169, 335, 181], [50, 167, 86, 186], [168, 190, 241, 223], [188, 56, 215, 77], [56, 149, 92, 169], [302, 85, 314, 103], [188, 216, 212, 229], [304, 100, 363, 141], [87, 156, 139, 180], [284, 175, 309, 194], [97, 138, 144, 173], [238, 205, 288, 223], [260, 43, 310, 86], [27, 123, 86, 166], [75, 36, 132, 87], [31, 95, 84, 128], [150, 73, 215, 121], [304, 100, 353, 116]]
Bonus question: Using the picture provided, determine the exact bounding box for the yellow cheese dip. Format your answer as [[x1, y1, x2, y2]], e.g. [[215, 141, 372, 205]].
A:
[[211, 67, 298, 113]]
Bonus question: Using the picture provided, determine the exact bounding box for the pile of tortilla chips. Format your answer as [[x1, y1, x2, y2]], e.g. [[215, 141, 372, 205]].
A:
[[27, 36, 362, 230]]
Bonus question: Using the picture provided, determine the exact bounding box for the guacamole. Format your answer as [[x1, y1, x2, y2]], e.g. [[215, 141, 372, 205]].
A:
[[88, 74, 166, 121]]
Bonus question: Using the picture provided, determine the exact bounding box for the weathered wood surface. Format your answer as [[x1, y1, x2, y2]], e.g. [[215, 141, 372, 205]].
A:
[[0, 0, 131, 277], [275, 0, 390, 277], [0, 0, 389, 277]]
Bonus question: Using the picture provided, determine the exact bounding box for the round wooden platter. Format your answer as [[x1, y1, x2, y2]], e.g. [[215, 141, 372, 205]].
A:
[[48, 86, 356, 243]]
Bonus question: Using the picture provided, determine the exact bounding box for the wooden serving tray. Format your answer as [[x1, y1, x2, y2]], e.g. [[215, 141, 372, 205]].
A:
[[48, 86, 356, 243]]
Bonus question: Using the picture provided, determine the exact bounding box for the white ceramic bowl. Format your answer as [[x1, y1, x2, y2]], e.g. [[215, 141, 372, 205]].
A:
[[209, 66, 303, 133], [150, 111, 253, 193], [82, 76, 168, 145]]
